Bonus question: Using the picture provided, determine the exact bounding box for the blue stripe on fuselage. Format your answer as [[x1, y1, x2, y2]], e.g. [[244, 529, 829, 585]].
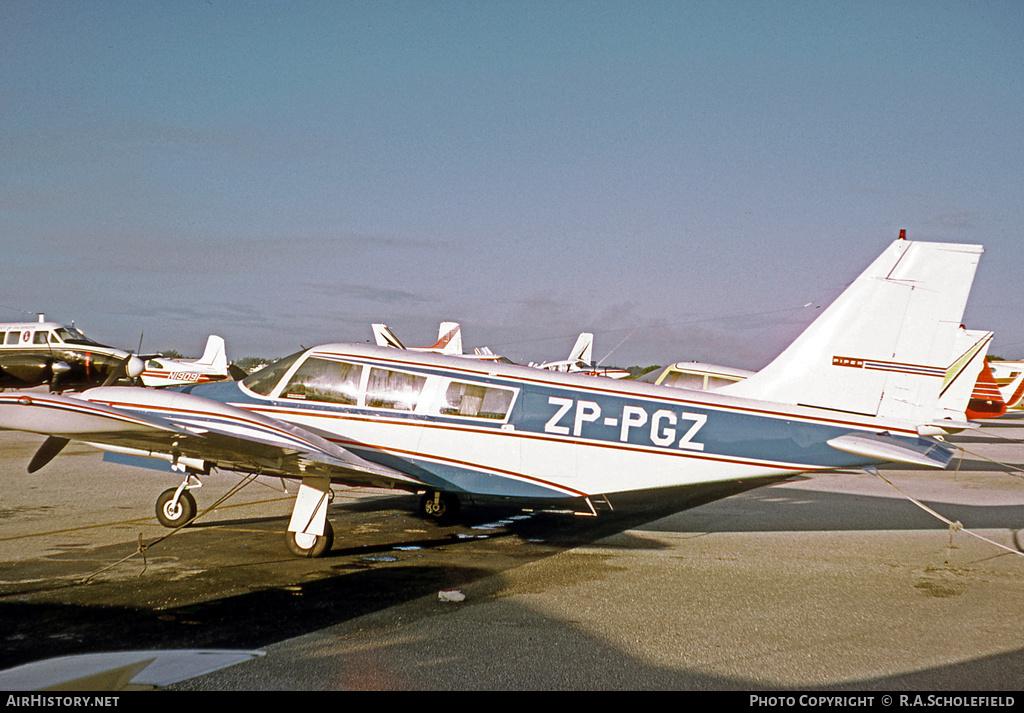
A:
[[514, 385, 869, 469], [179, 354, 885, 477]]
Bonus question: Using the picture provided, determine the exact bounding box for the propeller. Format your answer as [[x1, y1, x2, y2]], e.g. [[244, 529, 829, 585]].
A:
[[102, 354, 145, 386]]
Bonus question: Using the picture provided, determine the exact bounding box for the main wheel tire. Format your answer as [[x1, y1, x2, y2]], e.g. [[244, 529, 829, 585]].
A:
[[155, 488, 197, 528], [285, 520, 334, 558], [419, 491, 461, 522]]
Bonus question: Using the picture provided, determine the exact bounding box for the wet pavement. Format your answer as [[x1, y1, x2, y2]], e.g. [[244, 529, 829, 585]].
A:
[[1, 418, 1023, 690]]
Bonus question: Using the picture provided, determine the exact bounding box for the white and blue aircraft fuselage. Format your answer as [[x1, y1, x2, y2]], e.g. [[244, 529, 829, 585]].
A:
[[0, 237, 990, 557]]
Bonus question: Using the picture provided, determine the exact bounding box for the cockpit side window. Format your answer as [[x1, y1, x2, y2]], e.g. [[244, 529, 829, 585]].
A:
[[441, 382, 514, 420], [366, 368, 427, 411], [53, 328, 100, 346], [282, 357, 362, 405], [241, 351, 305, 396]]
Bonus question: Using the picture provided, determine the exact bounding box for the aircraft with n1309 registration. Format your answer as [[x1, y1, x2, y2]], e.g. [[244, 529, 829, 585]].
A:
[[0, 236, 992, 557], [138, 335, 247, 388]]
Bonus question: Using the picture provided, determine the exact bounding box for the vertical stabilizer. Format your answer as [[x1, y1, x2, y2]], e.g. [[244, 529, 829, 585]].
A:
[[372, 324, 406, 349], [569, 333, 594, 364], [194, 335, 228, 370], [721, 238, 984, 427], [432, 322, 463, 355]]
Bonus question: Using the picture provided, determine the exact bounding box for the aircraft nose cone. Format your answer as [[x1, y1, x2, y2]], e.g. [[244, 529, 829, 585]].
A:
[[126, 355, 145, 378]]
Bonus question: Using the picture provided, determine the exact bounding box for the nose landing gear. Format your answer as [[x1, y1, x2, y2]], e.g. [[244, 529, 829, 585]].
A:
[[155, 479, 200, 528]]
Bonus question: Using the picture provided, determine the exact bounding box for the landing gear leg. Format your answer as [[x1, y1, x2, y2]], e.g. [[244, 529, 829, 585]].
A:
[[285, 476, 333, 558], [419, 490, 460, 522]]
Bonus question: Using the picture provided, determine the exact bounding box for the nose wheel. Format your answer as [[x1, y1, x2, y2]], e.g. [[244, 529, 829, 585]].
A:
[[155, 487, 198, 528]]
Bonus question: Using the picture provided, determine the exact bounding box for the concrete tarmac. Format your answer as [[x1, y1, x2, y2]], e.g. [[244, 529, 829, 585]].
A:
[[1, 416, 1022, 691]]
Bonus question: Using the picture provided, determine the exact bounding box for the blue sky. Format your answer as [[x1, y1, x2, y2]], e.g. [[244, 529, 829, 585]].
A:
[[3, 1, 1022, 368]]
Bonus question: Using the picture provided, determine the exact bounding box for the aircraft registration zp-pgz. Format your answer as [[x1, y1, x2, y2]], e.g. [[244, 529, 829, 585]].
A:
[[0, 236, 991, 557]]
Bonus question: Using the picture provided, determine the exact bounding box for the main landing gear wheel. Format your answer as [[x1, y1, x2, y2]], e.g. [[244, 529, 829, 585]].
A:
[[285, 520, 334, 558], [419, 491, 460, 522], [155, 488, 197, 528]]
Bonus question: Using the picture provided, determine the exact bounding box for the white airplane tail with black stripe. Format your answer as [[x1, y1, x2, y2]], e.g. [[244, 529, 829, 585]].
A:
[[721, 235, 985, 432]]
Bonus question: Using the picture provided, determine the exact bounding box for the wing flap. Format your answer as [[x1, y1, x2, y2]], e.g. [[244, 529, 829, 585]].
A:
[[826, 432, 956, 469]]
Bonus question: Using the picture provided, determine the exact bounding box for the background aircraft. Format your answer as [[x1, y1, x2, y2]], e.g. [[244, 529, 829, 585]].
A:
[[138, 335, 246, 387], [530, 333, 631, 379], [0, 316, 143, 392], [989, 360, 1024, 411], [373, 321, 509, 362], [372, 321, 462, 355]]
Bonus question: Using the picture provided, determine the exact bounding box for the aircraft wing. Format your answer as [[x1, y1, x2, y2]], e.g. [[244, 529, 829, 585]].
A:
[[0, 388, 422, 489]]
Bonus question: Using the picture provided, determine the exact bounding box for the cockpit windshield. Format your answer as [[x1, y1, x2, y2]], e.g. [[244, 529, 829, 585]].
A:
[[241, 351, 305, 396], [53, 327, 103, 346]]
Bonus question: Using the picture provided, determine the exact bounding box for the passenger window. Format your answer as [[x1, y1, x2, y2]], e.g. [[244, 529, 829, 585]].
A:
[[660, 372, 706, 389], [33, 331, 49, 345], [283, 357, 363, 405], [441, 382, 514, 420], [6, 331, 20, 345], [366, 368, 426, 411]]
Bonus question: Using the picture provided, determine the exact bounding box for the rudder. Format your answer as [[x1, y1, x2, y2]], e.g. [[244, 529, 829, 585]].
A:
[[721, 237, 984, 428]]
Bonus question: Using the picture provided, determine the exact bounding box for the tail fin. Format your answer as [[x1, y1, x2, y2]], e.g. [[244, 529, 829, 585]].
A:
[[721, 237, 984, 428], [430, 322, 463, 355], [194, 335, 228, 371], [965, 353, 1006, 419], [372, 323, 406, 349], [1000, 371, 1024, 410], [568, 333, 594, 364]]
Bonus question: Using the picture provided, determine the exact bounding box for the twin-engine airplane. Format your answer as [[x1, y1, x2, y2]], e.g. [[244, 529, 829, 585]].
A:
[[0, 236, 992, 557], [0, 316, 144, 392]]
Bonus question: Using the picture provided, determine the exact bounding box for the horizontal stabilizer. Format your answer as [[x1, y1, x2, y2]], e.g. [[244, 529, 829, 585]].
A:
[[827, 432, 956, 469]]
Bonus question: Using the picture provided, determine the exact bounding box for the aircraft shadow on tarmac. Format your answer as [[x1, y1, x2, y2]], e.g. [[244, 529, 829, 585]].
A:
[[1, 477, 1022, 685], [0, 487, 742, 670]]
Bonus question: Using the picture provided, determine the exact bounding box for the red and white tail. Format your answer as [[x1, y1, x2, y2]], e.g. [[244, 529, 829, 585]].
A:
[[429, 322, 463, 355]]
